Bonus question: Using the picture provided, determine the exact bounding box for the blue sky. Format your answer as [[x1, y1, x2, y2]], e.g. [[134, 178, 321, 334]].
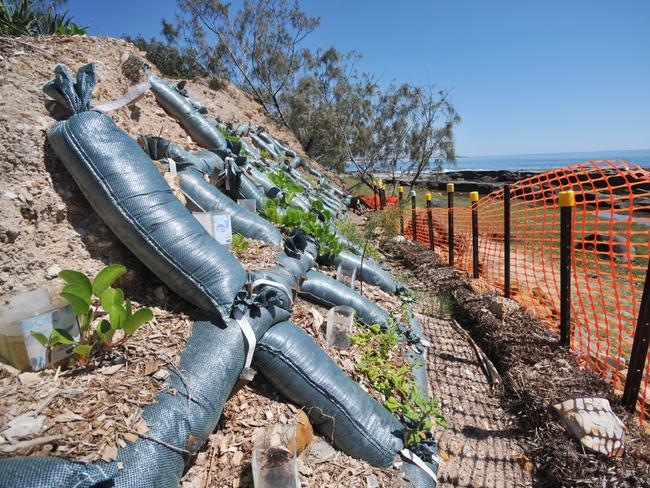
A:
[[65, 0, 649, 157]]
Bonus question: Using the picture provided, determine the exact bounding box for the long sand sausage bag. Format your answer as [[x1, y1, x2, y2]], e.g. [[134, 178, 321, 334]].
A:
[[44, 64, 245, 319]]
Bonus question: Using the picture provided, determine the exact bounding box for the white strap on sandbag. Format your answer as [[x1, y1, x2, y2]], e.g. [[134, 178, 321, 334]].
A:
[[232, 309, 256, 369], [95, 80, 151, 113], [400, 448, 438, 484], [251, 279, 293, 306]]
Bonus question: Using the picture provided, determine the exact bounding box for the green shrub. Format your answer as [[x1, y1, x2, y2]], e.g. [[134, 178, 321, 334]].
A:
[[0, 0, 87, 36]]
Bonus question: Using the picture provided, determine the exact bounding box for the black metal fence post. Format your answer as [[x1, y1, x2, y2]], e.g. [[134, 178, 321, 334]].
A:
[[622, 258, 650, 412], [447, 183, 454, 266], [411, 190, 417, 242], [378, 180, 385, 210], [470, 191, 479, 279], [504, 184, 511, 298], [372, 181, 378, 209], [426, 192, 435, 252], [559, 190, 575, 347], [398, 185, 404, 236]]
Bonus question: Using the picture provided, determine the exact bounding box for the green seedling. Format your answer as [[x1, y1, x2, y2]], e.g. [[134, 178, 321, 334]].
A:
[[351, 320, 447, 446], [32, 264, 153, 363], [232, 234, 251, 254]]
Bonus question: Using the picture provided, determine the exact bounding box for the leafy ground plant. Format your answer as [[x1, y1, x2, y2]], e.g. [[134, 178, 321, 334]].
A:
[[231, 234, 251, 254], [351, 320, 447, 446], [32, 264, 153, 364]]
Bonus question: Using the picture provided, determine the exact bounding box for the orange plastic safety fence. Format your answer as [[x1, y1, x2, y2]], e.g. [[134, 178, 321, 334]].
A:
[[399, 160, 650, 422], [360, 195, 400, 209]]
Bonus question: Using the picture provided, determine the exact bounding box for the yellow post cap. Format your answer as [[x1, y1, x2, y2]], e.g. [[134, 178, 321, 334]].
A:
[[470, 191, 479, 203], [425, 192, 432, 201], [398, 185, 404, 193], [447, 183, 455, 193], [559, 190, 575, 207]]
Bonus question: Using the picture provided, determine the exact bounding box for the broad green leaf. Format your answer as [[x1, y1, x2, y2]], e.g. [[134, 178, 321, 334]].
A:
[[73, 344, 93, 358], [122, 307, 153, 335], [95, 319, 114, 344], [100, 287, 124, 313], [285, 191, 295, 203], [49, 328, 76, 346], [384, 396, 401, 413], [31, 332, 49, 347], [107, 302, 126, 330], [92, 264, 127, 297], [58, 270, 92, 299], [60, 284, 91, 316]]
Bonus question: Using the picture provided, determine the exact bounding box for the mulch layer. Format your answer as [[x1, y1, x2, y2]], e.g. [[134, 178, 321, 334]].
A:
[[380, 238, 650, 487]]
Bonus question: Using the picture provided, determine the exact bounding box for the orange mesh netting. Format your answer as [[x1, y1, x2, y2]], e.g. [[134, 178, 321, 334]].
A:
[[399, 160, 650, 421], [360, 195, 400, 209]]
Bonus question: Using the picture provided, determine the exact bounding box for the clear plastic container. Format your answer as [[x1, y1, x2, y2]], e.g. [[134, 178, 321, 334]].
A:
[[336, 263, 357, 290], [252, 424, 300, 488], [237, 199, 258, 213], [326, 305, 355, 349], [0, 287, 79, 371]]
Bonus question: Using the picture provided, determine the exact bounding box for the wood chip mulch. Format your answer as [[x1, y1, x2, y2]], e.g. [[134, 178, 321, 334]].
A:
[[381, 238, 650, 487], [0, 307, 192, 463]]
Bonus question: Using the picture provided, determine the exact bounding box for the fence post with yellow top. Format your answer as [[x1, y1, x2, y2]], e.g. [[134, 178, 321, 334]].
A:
[[425, 192, 435, 252], [378, 180, 385, 210], [398, 185, 404, 236], [410, 189, 418, 241], [470, 191, 480, 279], [559, 190, 575, 346], [447, 183, 455, 266]]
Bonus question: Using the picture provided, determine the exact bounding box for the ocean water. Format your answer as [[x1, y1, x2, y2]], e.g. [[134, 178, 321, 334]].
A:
[[350, 149, 650, 173], [450, 148, 650, 172]]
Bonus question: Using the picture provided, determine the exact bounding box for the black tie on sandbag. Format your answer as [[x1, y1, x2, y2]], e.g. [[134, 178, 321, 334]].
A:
[[178, 169, 283, 247], [254, 321, 405, 467], [225, 158, 268, 211], [44, 64, 246, 320]]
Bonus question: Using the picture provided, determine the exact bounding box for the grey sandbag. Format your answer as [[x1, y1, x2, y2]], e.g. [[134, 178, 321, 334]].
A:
[[139, 134, 224, 174], [255, 321, 404, 467], [148, 75, 227, 150], [318, 251, 399, 293], [251, 132, 279, 158], [179, 169, 283, 247], [0, 306, 291, 488], [299, 270, 390, 328], [246, 165, 281, 198], [44, 64, 245, 319]]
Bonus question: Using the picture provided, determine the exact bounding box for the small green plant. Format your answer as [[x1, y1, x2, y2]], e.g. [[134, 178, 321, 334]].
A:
[[351, 321, 447, 446], [436, 290, 455, 317], [263, 198, 344, 256], [259, 148, 274, 160], [0, 0, 87, 36], [32, 264, 153, 363], [268, 169, 306, 204], [231, 234, 251, 254], [217, 127, 241, 143]]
